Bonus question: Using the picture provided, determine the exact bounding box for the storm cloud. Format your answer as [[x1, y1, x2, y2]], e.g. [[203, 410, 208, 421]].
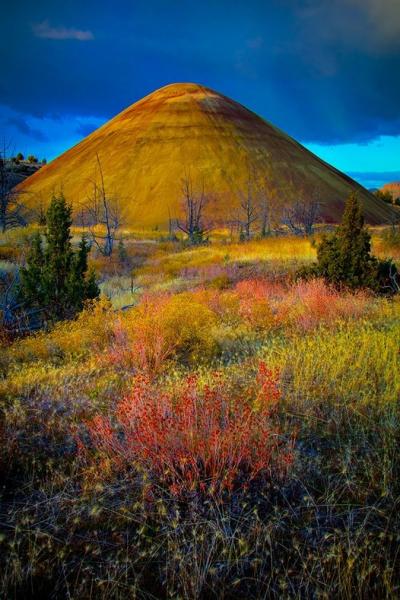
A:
[[6, 115, 48, 142], [1, 0, 399, 175]]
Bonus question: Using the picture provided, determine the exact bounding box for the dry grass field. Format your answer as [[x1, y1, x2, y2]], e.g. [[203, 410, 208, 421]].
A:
[[1, 226, 400, 598]]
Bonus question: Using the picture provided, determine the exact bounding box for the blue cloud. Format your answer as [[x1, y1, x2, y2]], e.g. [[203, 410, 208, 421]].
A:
[[6, 116, 48, 142], [0, 105, 105, 160]]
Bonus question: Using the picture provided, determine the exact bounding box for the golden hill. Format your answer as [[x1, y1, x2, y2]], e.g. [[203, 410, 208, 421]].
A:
[[16, 83, 394, 227]]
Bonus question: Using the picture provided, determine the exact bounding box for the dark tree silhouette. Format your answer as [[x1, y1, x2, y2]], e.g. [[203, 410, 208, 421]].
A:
[[0, 143, 27, 233], [299, 192, 398, 293], [177, 170, 211, 244], [20, 194, 99, 322]]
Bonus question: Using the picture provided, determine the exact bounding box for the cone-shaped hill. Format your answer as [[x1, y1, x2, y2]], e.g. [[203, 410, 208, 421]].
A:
[[17, 83, 395, 227]]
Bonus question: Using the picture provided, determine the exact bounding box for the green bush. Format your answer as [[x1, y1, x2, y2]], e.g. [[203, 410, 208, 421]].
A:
[[19, 194, 99, 322], [299, 193, 398, 293]]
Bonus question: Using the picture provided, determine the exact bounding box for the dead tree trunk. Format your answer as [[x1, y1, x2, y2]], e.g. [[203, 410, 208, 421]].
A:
[[82, 154, 122, 256], [177, 171, 210, 244], [236, 167, 259, 241]]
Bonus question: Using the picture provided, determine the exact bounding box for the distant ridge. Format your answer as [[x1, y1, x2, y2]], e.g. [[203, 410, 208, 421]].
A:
[[380, 181, 400, 201], [16, 83, 395, 226]]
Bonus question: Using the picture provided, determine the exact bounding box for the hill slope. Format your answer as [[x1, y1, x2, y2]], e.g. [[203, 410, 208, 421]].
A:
[[16, 83, 394, 226]]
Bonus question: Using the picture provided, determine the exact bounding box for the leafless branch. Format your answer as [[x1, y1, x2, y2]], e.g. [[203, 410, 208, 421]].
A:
[[233, 165, 261, 240], [283, 198, 320, 235], [176, 170, 211, 244], [80, 153, 123, 256]]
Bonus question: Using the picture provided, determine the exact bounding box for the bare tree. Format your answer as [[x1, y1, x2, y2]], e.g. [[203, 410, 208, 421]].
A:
[[279, 173, 321, 235], [177, 170, 211, 244], [226, 162, 278, 240], [258, 163, 284, 237], [0, 143, 28, 233], [239, 188, 258, 241], [283, 197, 320, 235], [81, 154, 123, 256], [259, 186, 283, 236], [166, 206, 178, 241], [234, 165, 261, 241], [259, 191, 270, 237], [386, 261, 400, 294]]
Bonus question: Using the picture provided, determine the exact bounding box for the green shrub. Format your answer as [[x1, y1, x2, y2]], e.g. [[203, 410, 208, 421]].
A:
[[19, 195, 99, 322], [299, 193, 398, 293]]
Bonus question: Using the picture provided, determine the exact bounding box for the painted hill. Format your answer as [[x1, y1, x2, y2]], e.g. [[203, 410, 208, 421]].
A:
[[16, 83, 394, 227], [380, 182, 400, 202]]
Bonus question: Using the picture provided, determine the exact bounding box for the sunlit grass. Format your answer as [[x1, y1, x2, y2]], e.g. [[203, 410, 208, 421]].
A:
[[135, 236, 316, 289], [1, 225, 400, 598]]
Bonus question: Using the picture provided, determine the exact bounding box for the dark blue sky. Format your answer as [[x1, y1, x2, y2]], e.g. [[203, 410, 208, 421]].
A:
[[1, 0, 400, 188]]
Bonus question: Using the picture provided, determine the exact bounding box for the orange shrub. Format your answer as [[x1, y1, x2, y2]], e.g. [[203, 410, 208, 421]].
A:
[[235, 279, 284, 300], [191, 288, 241, 325], [277, 279, 373, 331], [107, 293, 217, 374], [234, 279, 280, 332], [81, 362, 294, 498]]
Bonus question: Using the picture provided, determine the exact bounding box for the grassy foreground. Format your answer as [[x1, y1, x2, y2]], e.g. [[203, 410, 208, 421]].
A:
[[1, 231, 400, 598]]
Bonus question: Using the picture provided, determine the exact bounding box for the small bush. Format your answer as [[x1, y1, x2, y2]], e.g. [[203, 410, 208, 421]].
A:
[[81, 363, 294, 498], [107, 293, 218, 374], [6, 298, 113, 365], [299, 193, 398, 293], [19, 195, 100, 323]]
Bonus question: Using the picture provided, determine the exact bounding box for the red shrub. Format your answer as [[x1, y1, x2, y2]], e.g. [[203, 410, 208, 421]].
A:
[[82, 363, 294, 498], [107, 313, 172, 375], [235, 279, 285, 301], [278, 279, 372, 331]]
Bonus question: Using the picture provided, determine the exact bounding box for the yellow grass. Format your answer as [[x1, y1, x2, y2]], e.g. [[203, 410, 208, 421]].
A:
[[137, 236, 316, 280]]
